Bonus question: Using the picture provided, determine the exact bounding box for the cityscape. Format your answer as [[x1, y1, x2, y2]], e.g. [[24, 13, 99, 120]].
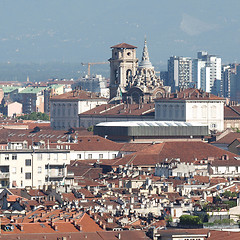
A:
[[1, 1, 240, 240]]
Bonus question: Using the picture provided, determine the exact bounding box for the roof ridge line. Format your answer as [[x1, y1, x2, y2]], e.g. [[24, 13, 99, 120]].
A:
[[128, 154, 137, 165], [229, 105, 240, 116], [99, 103, 124, 114], [141, 107, 155, 115], [82, 168, 92, 177]]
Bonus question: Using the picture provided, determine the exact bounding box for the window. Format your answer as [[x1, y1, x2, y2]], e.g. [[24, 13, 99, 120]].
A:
[[25, 159, 31, 166], [25, 172, 31, 179], [201, 105, 207, 118], [37, 154, 42, 161], [169, 105, 173, 118], [77, 154, 81, 159], [12, 154, 17, 160], [38, 166, 42, 174], [175, 105, 179, 118], [88, 154, 92, 159], [12, 167, 16, 174], [211, 105, 217, 118], [62, 105, 65, 116], [21, 167, 23, 173], [99, 154, 103, 159], [211, 123, 217, 128], [112, 154, 117, 159], [192, 105, 197, 118], [5, 154, 9, 161]]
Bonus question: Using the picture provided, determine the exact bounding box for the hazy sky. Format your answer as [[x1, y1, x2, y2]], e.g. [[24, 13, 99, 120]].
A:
[[1, 0, 240, 66]]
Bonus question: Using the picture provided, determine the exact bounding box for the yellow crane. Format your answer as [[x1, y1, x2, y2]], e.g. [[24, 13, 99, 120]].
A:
[[81, 62, 109, 76]]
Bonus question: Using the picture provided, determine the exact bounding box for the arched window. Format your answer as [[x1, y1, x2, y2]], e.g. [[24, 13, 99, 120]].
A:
[[175, 105, 179, 118], [181, 105, 185, 118], [201, 105, 207, 118], [169, 105, 173, 118], [192, 105, 198, 118], [155, 91, 163, 99], [211, 105, 217, 118], [157, 104, 161, 118], [126, 69, 132, 82], [163, 105, 167, 119]]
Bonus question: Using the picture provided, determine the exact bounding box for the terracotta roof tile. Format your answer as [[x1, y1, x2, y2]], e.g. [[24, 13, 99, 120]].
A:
[[214, 132, 240, 144], [224, 106, 240, 119], [155, 88, 224, 101], [80, 103, 155, 116], [103, 141, 238, 167], [111, 43, 137, 48], [51, 90, 107, 100]]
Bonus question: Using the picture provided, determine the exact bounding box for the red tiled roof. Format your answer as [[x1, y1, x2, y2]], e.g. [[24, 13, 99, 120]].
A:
[[214, 132, 240, 144], [0, 127, 92, 144], [224, 106, 240, 119], [120, 143, 151, 152], [51, 90, 107, 100], [68, 161, 102, 179], [111, 43, 137, 49], [78, 213, 103, 232], [51, 135, 122, 151], [80, 103, 155, 116], [103, 141, 238, 167], [155, 88, 224, 101]]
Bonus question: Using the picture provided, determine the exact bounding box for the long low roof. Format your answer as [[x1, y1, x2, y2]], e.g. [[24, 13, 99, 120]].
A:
[[96, 121, 207, 127], [94, 121, 209, 137]]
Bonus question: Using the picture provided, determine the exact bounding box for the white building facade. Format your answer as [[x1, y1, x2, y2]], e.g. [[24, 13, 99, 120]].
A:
[[192, 51, 222, 93], [50, 90, 107, 130], [155, 88, 225, 132], [0, 149, 71, 188]]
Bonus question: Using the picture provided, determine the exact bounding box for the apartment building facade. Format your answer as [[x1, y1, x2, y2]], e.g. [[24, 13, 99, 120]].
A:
[[0, 148, 71, 188], [168, 56, 192, 91]]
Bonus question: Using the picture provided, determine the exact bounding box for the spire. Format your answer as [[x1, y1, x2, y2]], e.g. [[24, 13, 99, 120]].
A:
[[139, 37, 153, 69]]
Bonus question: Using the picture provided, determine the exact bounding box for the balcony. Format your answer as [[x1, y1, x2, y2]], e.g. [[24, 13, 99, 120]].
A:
[[0, 172, 10, 179], [46, 172, 64, 179], [66, 172, 74, 179]]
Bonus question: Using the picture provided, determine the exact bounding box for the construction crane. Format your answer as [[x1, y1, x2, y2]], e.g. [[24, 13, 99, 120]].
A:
[[81, 62, 108, 76]]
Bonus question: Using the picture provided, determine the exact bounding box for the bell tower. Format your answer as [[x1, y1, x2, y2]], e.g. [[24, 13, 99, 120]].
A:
[[109, 43, 138, 99]]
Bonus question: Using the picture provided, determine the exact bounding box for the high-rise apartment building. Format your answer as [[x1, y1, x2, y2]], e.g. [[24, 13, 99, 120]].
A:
[[221, 64, 238, 99], [167, 56, 192, 91], [192, 51, 221, 93]]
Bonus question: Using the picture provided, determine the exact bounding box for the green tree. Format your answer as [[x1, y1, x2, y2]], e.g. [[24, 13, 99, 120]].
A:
[[18, 112, 49, 121], [179, 215, 202, 226]]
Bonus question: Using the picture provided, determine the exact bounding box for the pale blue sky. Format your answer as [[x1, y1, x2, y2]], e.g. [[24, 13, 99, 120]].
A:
[[1, 0, 240, 66]]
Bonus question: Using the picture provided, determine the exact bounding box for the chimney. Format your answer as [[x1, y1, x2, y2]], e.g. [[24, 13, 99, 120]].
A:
[[20, 224, 24, 231], [54, 225, 58, 231], [117, 233, 121, 239]]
